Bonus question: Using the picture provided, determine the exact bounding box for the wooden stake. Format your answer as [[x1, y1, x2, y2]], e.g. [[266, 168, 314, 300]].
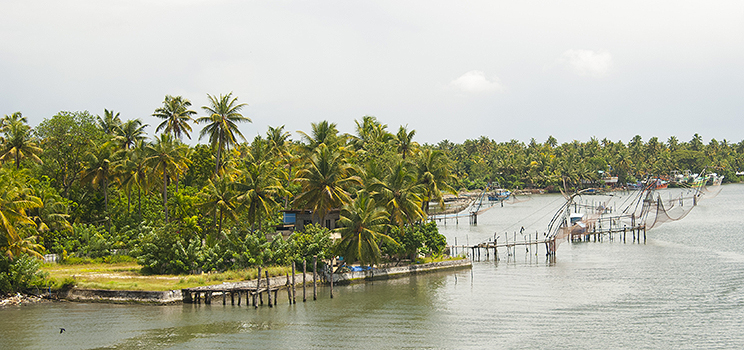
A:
[[303, 260, 307, 302], [266, 271, 272, 308], [313, 256, 317, 300]]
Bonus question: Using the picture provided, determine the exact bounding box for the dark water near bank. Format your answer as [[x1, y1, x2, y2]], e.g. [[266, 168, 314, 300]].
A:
[[2, 184, 743, 349]]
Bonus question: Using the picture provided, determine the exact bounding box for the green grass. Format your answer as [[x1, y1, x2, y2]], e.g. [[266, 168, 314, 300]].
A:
[[42, 262, 293, 291]]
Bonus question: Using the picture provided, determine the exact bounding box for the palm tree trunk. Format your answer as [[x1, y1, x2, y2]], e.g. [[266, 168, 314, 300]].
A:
[[218, 211, 223, 234], [104, 177, 110, 233], [215, 130, 224, 176], [138, 185, 142, 223], [163, 171, 169, 222]]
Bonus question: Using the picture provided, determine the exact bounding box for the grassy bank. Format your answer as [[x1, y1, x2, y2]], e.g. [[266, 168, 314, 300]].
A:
[[42, 263, 292, 291]]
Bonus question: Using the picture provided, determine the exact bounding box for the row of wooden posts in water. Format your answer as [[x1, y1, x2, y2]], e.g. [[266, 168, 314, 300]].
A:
[[449, 222, 648, 262], [182, 256, 337, 306]]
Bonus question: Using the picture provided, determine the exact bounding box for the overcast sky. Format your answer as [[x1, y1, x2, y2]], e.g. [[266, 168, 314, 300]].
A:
[[2, 1, 743, 146]]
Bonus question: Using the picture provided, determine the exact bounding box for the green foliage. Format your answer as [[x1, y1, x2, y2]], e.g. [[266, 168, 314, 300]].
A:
[[382, 222, 446, 260], [0, 254, 48, 293]]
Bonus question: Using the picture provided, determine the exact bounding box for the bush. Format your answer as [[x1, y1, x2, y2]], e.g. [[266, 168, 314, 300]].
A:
[[0, 254, 49, 293]]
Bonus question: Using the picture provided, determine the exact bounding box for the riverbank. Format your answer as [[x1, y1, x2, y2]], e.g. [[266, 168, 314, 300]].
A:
[[54, 258, 472, 304], [0, 292, 52, 307]]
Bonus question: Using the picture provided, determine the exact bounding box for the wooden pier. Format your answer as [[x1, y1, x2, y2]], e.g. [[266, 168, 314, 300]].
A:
[[182, 264, 317, 306]]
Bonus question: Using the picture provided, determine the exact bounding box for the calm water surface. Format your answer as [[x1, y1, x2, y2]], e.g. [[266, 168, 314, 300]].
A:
[[2, 184, 743, 349]]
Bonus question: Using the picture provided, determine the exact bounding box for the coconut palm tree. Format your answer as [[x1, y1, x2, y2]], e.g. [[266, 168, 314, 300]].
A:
[[115, 118, 148, 150], [198, 92, 251, 175], [234, 155, 288, 231], [297, 120, 343, 154], [81, 141, 115, 231], [0, 169, 44, 259], [96, 109, 122, 136], [0, 120, 43, 170], [393, 125, 418, 160], [153, 95, 197, 141], [145, 134, 188, 222], [197, 175, 239, 235], [368, 160, 425, 229], [293, 143, 362, 223], [414, 148, 457, 214], [113, 142, 149, 219], [335, 192, 395, 266]]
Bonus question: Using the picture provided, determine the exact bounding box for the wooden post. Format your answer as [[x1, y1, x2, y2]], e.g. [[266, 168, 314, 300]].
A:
[[313, 256, 317, 301], [230, 291, 234, 305], [222, 291, 226, 305], [258, 267, 263, 305], [292, 261, 296, 305], [205, 291, 212, 305], [266, 271, 273, 308], [330, 259, 334, 299], [287, 273, 292, 303], [274, 290, 278, 306], [237, 290, 241, 306], [253, 292, 258, 308], [303, 260, 307, 302]]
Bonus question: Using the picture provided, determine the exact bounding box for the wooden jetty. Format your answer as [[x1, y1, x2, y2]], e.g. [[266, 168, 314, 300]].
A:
[[181, 266, 316, 306]]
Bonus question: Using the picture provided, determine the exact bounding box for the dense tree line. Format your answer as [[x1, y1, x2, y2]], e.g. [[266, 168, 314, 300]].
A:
[[441, 135, 743, 191], [2, 95, 742, 291]]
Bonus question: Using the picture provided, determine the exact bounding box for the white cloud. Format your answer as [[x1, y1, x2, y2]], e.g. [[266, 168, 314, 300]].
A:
[[449, 70, 504, 93], [558, 49, 612, 77]]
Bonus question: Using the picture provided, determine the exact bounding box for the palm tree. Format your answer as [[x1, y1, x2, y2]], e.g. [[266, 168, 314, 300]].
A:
[[198, 92, 251, 175], [0, 120, 43, 170], [297, 120, 343, 154], [368, 160, 425, 229], [96, 109, 122, 135], [81, 141, 116, 231], [414, 148, 457, 214], [115, 119, 148, 150], [235, 156, 288, 231], [113, 142, 149, 219], [145, 134, 188, 222], [293, 143, 362, 223], [393, 125, 418, 160], [335, 192, 395, 266], [153, 95, 197, 141], [0, 169, 44, 259], [1, 112, 26, 131], [197, 176, 239, 235]]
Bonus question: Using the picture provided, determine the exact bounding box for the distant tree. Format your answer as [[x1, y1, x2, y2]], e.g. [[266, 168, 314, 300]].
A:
[[115, 119, 148, 150], [153, 95, 197, 141], [198, 92, 251, 175], [96, 109, 122, 136], [0, 119, 43, 170]]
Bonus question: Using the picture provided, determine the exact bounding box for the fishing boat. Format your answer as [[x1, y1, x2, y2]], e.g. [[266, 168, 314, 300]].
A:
[[488, 189, 511, 202]]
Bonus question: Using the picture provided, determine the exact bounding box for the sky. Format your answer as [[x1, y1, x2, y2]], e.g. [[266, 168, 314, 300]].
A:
[[2, 0, 743, 146]]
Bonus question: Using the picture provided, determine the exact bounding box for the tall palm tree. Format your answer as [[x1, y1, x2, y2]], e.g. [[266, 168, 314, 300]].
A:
[[0, 120, 43, 170], [414, 148, 457, 214], [115, 119, 148, 150], [113, 142, 149, 219], [0, 169, 44, 259], [96, 109, 122, 136], [393, 125, 418, 160], [1, 112, 27, 131], [198, 92, 251, 175], [81, 141, 115, 232], [368, 160, 425, 229], [235, 156, 288, 231], [153, 95, 197, 141], [293, 143, 362, 223], [145, 134, 187, 222], [297, 120, 343, 154], [197, 176, 239, 235], [335, 192, 395, 266]]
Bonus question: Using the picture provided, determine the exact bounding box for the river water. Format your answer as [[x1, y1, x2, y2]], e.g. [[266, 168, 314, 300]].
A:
[[2, 184, 743, 349]]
